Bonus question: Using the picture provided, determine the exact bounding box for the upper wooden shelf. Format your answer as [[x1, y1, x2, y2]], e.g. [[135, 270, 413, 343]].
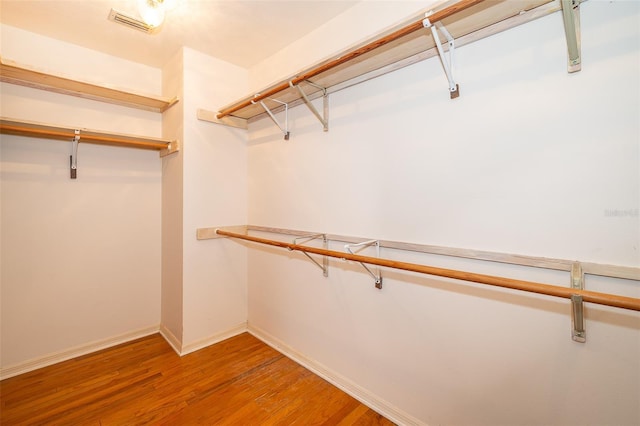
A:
[[0, 57, 178, 113], [201, 0, 560, 127]]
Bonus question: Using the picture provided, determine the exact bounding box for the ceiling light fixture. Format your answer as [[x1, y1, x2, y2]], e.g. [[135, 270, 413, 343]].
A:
[[137, 0, 178, 28]]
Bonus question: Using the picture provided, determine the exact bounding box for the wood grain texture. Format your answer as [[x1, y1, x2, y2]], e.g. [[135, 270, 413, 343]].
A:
[[195, 225, 640, 281], [0, 117, 176, 153], [215, 229, 640, 312], [216, 0, 554, 120], [0, 57, 178, 113], [216, 0, 485, 119], [0, 333, 394, 425]]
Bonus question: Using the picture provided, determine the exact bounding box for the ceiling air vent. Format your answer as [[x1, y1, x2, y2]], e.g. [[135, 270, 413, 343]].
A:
[[108, 9, 156, 34]]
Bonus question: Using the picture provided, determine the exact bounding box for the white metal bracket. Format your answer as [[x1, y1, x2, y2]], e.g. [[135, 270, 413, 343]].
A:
[[70, 129, 80, 179], [345, 240, 383, 289], [290, 233, 329, 277], [570, 261, 586, 342], [289, 80, 329, 132], [423, 16, 459, 99], [252, 97, 290, 140], [561, 0, 581, 73]]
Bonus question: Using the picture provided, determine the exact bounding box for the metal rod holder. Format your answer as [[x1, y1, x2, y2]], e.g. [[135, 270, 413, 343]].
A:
[[570, 261, 586, 342], [290, 233, 329, 277], [290, 80, 329, 132], [253, 97, 290, 140], [571, 294, 586, 342], [423, 16, 459, 99], [345, 240, 383, 289], [70, 129, 80, 179], [561, 0, 582, 73]]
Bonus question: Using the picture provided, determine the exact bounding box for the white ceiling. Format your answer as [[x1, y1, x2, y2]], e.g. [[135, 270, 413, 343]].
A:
[[0, 0, 360, 69]]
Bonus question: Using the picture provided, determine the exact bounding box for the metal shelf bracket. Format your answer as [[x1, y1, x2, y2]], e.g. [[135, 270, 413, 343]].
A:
[[561, 0, 582, 73], [252, 97, 290, 140], [345, 240, 383, 289], [423, 15, 459, 99], [570, 261, 586, 342], [289, 233, 329, 277], [289, 80, 329, 132], [70, 129, 80, 179]]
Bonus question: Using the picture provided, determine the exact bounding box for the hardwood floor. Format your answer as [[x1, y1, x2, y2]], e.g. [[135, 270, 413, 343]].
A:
[[0, 333, 395, 425]]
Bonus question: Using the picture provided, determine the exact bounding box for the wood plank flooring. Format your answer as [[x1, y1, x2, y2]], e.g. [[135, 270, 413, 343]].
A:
[[0, 332, 395, 425]]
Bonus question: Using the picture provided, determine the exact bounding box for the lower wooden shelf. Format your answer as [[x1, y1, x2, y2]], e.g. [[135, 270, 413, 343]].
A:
[[0, 117, 178, 157]]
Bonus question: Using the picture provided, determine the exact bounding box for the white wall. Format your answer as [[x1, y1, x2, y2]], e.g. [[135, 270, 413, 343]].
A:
[[246, 2, 639, 425], [0, 25, 162, 373], [1, 2, 638, 423], [160, 47, 250, 354], [0, 25, 251, 368], [180, 48, 249, 351], [161, 48, 185, 350], [249, 0, 440, 92]]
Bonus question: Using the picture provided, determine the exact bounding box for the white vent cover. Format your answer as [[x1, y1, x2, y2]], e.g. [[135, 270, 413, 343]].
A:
[[108, 9, 156, 34]]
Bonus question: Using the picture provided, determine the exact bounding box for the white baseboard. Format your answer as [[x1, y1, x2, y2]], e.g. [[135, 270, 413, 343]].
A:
[[247, 323, 425, 426], [0, 325, 160, 380], [159, 324, 183, 355], [180, 322, 248, 356]]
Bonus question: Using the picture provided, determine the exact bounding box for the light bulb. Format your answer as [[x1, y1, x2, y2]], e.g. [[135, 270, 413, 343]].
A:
[[138, 0, 165, 28]]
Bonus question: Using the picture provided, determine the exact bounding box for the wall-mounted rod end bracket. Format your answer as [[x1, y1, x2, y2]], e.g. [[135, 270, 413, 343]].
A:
[[423, 16, 459, 100], [375, 277, 383, 290], [571, 294, 586, 343], [69, 156, 77, 179], [70, 129, 80, 179], [450, 84, 460, 99], [570, 262, 585, 342], [561, 0, 582, 73]]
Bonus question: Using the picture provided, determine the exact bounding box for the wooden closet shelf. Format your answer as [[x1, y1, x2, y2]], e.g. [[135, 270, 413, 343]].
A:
[[205, 0, 557, 125], [0, 117, 178, 156], [0, 57, 178, 113]]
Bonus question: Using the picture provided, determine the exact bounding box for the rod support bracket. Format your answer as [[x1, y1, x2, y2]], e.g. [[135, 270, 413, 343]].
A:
[[570, 261, 586, 342], [561, 0, 582, 73], [253, 97, 290, 140], [70, 129, 80, 179], [423, 16, 459, 99], [291, 234, 329, 277], [289, 80, 329, 132], [345, 240, 383, 289]]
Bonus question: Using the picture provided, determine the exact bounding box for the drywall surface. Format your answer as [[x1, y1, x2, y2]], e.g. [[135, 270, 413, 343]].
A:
[[246, 2, 640, 425], [0, 25, 162, 370], [249, 0, 440, 91], [180, 48, 249, 349], [161, 48, 185, 350]]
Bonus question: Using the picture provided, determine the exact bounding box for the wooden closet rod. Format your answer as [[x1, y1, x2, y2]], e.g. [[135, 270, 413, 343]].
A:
[[216, 228, 640, 312], [216, 0, 484, 119], [0, 123, 168, 150]]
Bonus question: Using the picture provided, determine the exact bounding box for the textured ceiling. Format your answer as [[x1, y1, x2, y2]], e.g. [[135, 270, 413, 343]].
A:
[[0, 0, 360, 68]]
